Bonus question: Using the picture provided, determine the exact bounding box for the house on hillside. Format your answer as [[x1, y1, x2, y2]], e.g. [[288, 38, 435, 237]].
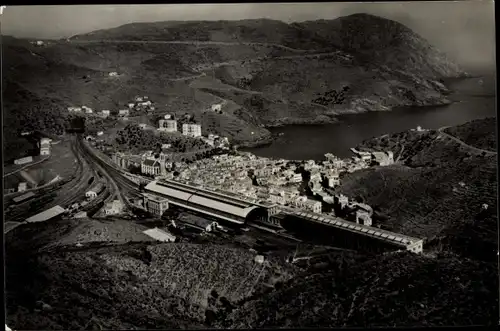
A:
[[139, 123, 147, 130], [159, 119, 177, 132], [97, 131, 104, 136], [101, 110, 110, 118], [211, 103, 222, 112], [128, 103, 135, 109], [139, 101, 152, 107], [118, 109, 129, 117], [109, 72, 118, 77], [40, 138, 51, 156], [182, 123, 202, 138]]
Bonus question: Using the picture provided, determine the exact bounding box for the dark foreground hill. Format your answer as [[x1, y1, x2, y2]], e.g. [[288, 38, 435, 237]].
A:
[[3, 13, 465, 160]]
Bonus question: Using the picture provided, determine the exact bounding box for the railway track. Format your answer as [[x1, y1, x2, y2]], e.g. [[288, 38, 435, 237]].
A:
[[5, 136, 101, 222], [79, 139, 143, 208]]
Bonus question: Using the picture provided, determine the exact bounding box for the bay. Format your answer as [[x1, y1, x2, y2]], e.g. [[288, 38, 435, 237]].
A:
[[245, 75, 496, 160]]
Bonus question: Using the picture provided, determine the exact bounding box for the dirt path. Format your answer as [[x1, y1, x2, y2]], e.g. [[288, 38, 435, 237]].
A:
[[438, 126, 497, 156]]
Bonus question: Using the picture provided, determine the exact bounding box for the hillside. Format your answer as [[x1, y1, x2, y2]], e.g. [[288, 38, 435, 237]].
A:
[[223, 252, 497, 328], [337, 118, 497, 262], [3, 13, 466, 157], [5, 219, 299, 330]]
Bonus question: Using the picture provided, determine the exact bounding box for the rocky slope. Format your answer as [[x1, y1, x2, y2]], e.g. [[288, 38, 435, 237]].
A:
[[3, 14, 465, 158]]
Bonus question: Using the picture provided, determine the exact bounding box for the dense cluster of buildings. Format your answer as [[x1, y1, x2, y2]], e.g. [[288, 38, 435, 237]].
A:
[[147, 147, 394, 221]]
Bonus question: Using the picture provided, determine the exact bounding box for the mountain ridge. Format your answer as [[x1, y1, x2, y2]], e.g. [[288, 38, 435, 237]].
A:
[[3, 13, 467, 160]]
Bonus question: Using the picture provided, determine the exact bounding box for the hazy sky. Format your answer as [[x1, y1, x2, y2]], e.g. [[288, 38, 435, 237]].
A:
[[1, 2, 495, 69]]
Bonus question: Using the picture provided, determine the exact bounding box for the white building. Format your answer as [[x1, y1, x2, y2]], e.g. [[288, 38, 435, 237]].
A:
[[327, 173, 340, 188], [40, 138, 51, 155], [269, 193, 286, 205], [182, 123, 202, 138], [101, 110, 110, 118], [211, 103, 222, 112], [104, 200, 124, 215], [14, 156, 33, 165], [288, 173, 303, 183], [336, 194, 349, 209], [139, 123, 147, 130], [305, 199, 322, 213], [97, 131, 104, 136], [109, 72, 118, 77], [158, 119, 178, 132], [128, 103, 135, 109], [85, 183, 103, 199], [164, 114, 173, 120], [18, 182, 28, 192], [118, 109, 129, 117]]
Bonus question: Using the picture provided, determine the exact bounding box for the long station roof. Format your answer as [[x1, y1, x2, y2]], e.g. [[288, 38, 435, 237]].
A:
[[283, 208, 422, 248], [145, 181, 260, 219]]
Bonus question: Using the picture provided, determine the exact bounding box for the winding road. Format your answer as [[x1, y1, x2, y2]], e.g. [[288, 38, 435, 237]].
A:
[[438, 126, 497, 156], [69, 39, 310, 53]]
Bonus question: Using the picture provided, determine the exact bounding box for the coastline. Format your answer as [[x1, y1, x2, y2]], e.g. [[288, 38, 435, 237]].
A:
[[238, 94, 457, 150]]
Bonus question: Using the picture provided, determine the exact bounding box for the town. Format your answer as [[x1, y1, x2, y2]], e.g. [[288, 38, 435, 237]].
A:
[[7, 96, 398, 236]]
